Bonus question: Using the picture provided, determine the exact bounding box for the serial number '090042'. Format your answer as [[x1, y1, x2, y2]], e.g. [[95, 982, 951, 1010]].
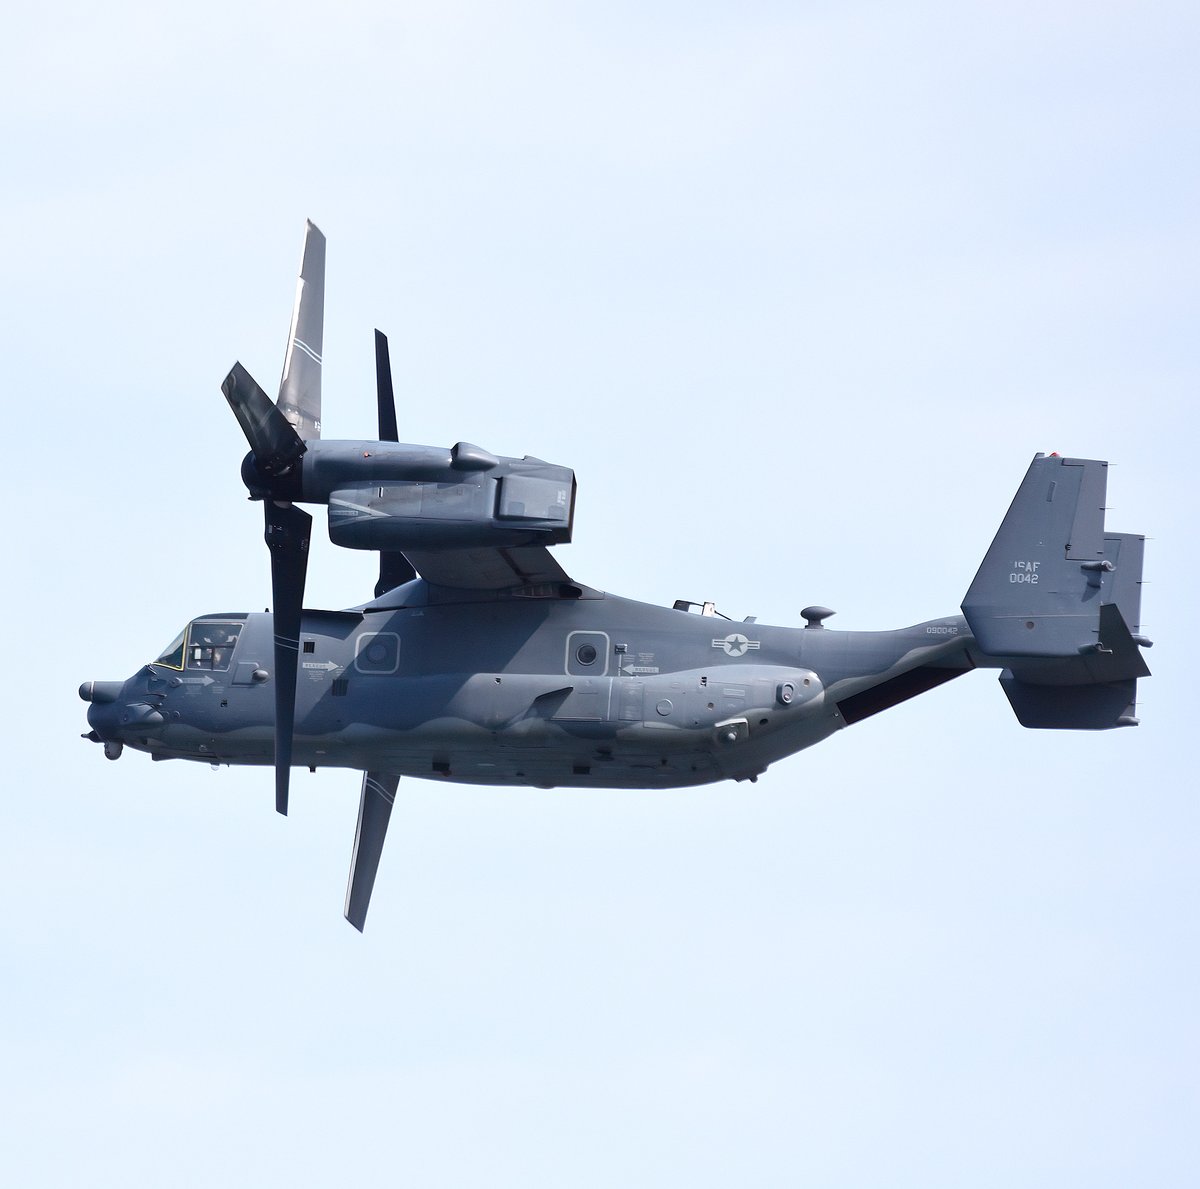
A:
[[1010, 560, 1040, 583]]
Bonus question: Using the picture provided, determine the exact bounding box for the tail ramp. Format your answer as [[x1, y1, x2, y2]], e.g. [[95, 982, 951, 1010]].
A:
[[962, 454, 1151, 729]]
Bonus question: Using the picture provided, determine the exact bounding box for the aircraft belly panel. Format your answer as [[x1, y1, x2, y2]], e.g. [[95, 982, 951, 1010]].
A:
[[140, 657, 834, 787]]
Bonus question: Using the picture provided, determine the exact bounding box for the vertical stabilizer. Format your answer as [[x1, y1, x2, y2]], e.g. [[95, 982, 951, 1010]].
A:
[[962, 455, 1145, 660], [963, 454, 1150, 729]]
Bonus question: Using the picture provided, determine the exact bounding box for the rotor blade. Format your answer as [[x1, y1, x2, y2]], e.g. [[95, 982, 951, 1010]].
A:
[[375, 552, 417, 599], [371, 331, 413, 597], [222, 362, 306, 477], [265, 501, 312, 815], [344, 771, 399, 931], [278, 219, 326, 440], [374, 329, 398, 441]]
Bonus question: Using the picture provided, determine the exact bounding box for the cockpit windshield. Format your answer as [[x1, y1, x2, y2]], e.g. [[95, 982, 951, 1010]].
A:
[[153, 619, 244, 672], [154, 628, 187, 670]]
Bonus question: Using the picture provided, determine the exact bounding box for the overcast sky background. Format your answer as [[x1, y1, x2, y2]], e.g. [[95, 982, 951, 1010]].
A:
[[2, 3, 1196, 1185]]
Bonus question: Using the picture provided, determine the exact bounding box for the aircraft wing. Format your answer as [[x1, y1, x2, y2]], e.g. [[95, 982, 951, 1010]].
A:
[[364, 331, 578, 597], [400, 544, 576, 591]]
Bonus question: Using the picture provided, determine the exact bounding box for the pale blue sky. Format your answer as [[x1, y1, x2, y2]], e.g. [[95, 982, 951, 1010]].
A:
[[3, 3, 1197, 1185]]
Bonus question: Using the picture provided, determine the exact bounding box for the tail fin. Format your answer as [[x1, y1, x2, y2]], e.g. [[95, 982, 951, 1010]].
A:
[[962, 454, 1151, 729]]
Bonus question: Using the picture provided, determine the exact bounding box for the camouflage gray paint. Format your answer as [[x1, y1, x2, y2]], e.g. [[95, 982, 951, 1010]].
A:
[[79, 223, 1152, 928]]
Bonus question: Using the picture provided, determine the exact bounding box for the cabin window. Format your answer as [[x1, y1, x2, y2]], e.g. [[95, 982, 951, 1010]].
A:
[[565, 630, 610, 676], [355, 632, 400, 674]]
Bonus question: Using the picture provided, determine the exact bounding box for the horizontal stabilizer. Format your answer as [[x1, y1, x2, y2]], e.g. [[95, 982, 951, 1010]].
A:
[[1000, 673, 1140, 729]]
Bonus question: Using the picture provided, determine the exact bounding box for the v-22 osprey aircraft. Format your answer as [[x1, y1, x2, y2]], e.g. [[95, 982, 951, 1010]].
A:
[[80, 222, 1152, 929]]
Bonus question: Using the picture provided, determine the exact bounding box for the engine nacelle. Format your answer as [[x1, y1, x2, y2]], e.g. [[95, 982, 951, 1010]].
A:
[[327, 462, 575, 551]]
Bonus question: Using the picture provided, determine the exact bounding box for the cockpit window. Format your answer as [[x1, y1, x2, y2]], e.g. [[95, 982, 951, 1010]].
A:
[[154, 629, 187, 671], [153, 621, 244, 671], [186, 621, 243, 672]]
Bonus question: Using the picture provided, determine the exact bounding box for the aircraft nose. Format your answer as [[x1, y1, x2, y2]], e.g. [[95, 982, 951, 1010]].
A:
[[82, 681, 166, 749], [79, 680, 124, 704], [84, 695, 122, 747]]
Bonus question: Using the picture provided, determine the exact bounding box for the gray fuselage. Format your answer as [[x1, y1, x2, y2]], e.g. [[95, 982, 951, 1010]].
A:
[[85, 581, 975, 789]]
